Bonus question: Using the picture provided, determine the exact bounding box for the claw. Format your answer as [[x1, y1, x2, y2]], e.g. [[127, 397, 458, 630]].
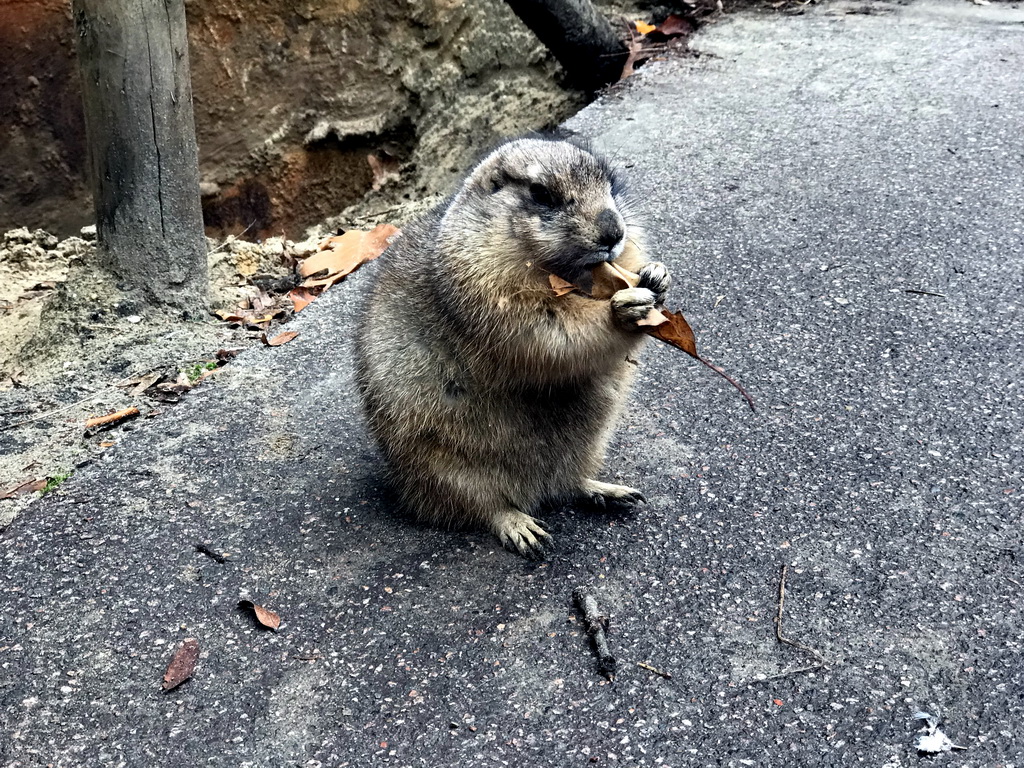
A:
[[579, 480, 645, 513], [637, 262, 671, 304], [493, 509, 551, 559]]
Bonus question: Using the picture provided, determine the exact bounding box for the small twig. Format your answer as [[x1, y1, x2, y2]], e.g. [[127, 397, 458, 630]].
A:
[[195, 543, 229, 564], [746, 664, 824, 685], [1, 390, 111, 431], [573, 587, 616, 681], [905, 289, 946, 298], [84, 406, 140, 430], [775, 565, 826, 667], [637, 661, 672, 679], [207, 220, 256, 256]]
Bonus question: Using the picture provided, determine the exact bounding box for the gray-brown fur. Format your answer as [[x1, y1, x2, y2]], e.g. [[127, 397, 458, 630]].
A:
[[354, 137, 670, 556]]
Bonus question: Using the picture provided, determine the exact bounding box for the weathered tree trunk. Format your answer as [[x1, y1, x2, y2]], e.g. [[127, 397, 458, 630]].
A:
[[504, 0, 628, 92], [72, 0, 208, 317]]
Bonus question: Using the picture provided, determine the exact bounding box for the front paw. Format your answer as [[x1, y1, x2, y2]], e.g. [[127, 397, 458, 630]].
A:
[[611, 287, 657, 330], [577, 479, 646, 513], [636, 262, 671, 305], [491, 509, 551, 559]]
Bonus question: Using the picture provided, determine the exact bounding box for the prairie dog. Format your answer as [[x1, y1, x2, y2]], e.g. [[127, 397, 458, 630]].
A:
[[354, 137, 670, 556]]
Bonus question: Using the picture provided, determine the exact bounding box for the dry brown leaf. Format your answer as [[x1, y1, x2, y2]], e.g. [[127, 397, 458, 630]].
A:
[[162, 638, 199, 691], [620, 35, 646, 80], [238, 599, 281, 630], [548, 274, 576, 297], [591, 262, 638, 300], [246, 313, 278, 326], [299, 224, 401, 290], [85, 407, 140, 430], [288, 286, 321, 313], [215, 348, 241, 362], [261, 331, 299, 347], [215, 309, 280, 327], [548, 264, 754, 410], [648, 309, 755, 410], [0, 478, 47, 499], [646, 308, 697, 356], [251, 289, 274, 314], [656, 14, 696, 37], [130, 372, 162, 397]]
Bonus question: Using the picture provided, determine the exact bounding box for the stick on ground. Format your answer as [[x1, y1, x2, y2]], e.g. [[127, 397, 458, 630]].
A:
[[573, 587, 616, 681], [637, 661, 673, 679], [774, 564, 826, 668]]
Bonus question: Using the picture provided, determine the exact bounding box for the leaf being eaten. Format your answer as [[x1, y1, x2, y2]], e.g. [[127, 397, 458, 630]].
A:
[[549, 263, 755, 411], [647, 309, 755, 411], [644, 308, 696, 355], [548, 274, 576, 297], [591, 261, 637, 300]]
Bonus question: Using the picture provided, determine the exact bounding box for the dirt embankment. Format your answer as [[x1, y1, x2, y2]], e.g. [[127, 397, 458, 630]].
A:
[[1, 0, 584, 240]]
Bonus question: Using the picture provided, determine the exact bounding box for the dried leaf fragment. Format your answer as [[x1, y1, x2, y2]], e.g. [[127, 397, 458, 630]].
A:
[[646, 308, 697, 356], [298, 224, 401, 290], [368, 151, 401, 191], [238, 599, 281, 630], [0, 478, 47, 500], [548, 264, 755, 411], [590, 261, 637, 300], [261, 331, 299, 347], [130, 372, 162, 397], [162, 638, 199, 691], [85, 407, 140, 430], [548, 274, 576, 297], [634, 19, 656, 34], [288, 286, 320, 313], [656, 14, 696, 38]]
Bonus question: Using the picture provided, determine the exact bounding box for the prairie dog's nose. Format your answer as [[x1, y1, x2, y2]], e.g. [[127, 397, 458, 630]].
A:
[[596, 208, 625, 249]]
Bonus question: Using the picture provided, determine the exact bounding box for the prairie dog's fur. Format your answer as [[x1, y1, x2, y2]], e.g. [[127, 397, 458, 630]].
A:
[[354, 137, 670, 556]]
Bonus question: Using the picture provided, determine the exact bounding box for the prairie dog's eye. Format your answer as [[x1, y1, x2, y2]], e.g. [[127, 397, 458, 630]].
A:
[[529, 183, 557, 208]]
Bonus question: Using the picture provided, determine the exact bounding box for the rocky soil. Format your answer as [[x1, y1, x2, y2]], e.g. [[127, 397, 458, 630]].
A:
[[0, 222, 355, 526]]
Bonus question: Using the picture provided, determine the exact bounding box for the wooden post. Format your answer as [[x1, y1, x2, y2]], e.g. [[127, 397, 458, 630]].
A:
[[504, 0, 628, 92], [72, 0, 208, 317]]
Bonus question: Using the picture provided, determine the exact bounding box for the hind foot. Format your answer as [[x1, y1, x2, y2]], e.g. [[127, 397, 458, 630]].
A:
[[490, 509, 551, 559], [578, 479, 646, 513]]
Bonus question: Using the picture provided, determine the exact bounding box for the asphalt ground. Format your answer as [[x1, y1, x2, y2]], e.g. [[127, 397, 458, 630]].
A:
[[2, 1, 1023, 765]]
